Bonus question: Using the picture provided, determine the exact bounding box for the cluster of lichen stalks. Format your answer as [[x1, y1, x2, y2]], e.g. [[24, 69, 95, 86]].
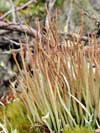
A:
[[0, 18, 100, 132]]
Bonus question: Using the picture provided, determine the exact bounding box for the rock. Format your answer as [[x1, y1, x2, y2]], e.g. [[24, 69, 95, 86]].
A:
[[58, 0, 100, 33], [90, 0, 100, 11]]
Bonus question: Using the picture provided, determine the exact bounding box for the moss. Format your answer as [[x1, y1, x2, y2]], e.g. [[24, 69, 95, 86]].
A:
[[0, 98, 32, 133], [63, 127, 94, 133]]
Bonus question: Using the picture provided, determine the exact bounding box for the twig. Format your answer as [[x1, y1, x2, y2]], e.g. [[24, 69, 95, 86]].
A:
[[3, 37, 33, 47], [9, 0, 16, 23], [0, 21, 39, 37], [0, 20, 89, 42], [46, 0, 56, 12], [45, 0, 56, 29], [0, 30, 10, 35], [3, 37, 20, 46], [65, 32, 88, 42], [0, 48, 23, 54], [65, 0, 73, 32], [0, 0, 37, 20]]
